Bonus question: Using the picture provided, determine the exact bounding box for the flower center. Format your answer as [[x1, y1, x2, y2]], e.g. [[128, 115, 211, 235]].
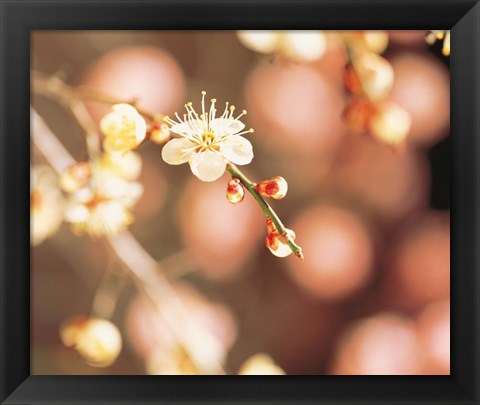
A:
[[197, 132, 220, 152]]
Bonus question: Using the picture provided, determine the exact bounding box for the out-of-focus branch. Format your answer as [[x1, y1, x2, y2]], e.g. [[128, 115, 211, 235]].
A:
[[32, 72, 101, 156], [107, 232, 226, 374], [31, 109, 76, 172], [91, 261, 126, 320], [32, 71, 159, 122], [31, 108, 226, 374]]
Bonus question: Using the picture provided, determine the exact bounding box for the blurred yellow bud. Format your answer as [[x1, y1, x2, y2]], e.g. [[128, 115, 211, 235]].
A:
[[60, 315, 122, 367], [361, 31, 389, 54], [149, 121, 171, 144], [345, 31, 389, 54], [59, 162, 91, 193], [100, 104, 147, 154], [238, 353, 286, 375], [352, 53, 394, 100], [370, 102, 412, 146]]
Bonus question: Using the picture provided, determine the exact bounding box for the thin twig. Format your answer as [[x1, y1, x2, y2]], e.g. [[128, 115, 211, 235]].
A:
[[69, 100, 101, 157], [226, 163, 303, 259]]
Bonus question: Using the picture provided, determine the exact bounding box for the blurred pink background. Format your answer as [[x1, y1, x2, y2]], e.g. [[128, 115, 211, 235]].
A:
[[31, 30, 450, 375]]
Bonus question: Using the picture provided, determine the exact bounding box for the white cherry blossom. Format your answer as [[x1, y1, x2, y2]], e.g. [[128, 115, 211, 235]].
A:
[[161, 92, 254, 182]]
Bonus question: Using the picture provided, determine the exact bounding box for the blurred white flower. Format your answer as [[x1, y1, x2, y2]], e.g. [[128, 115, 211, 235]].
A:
[[30, 165, 63, 246], [162, 92, 254, 182], [238, 353, 286, 375], [98, 151, 142, 181], [64, 154, 143, 237], [237, 30, 326, 62]]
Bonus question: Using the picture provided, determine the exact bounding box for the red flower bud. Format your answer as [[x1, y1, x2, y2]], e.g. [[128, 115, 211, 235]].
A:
[[226, 178, 245, 204], [255, 176, 288, 200], [149, 120, 171, 144], [264, 218, 296, 258]]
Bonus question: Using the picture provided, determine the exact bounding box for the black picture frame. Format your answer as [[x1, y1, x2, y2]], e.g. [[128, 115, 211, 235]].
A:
[[1, 0, 479, 404]]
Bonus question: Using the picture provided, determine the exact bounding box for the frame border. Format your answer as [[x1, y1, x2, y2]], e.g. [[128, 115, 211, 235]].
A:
[[1, 0, 479, 404]]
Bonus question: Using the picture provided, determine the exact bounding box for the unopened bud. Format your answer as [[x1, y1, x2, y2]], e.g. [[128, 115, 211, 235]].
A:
[[149, 121, 171, 144], [255, 176, 288, 200], [361, 31, 389, 54], [350, 53, 394, 100], [226, 178, 245, 204], [265, 218, 295, 258], [346, 31, 389, 54], [60, 315, 122, 367], [60, 162, 91, 193], [370, 102, 411, 146]]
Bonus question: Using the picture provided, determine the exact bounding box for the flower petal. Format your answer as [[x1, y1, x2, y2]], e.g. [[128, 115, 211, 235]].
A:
[[190, 150, 226, 182], [209, 118, 245, 136], [161, 138, 197, 165], [220, 136, 254, 165], [170, 120, 204, 138]]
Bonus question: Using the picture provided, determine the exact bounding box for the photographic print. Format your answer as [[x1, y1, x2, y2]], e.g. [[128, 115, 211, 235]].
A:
[[30, 30, 450, 376]]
